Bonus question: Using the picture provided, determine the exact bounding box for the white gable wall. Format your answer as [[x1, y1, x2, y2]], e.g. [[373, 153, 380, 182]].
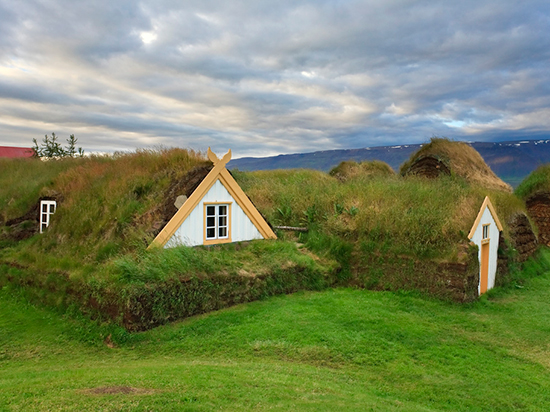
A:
[[165, 179, 263, 247], [470, 206, 500, 294]]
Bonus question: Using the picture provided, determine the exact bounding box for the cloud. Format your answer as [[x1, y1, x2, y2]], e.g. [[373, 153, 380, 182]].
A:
[[0, 0, 549, 157]]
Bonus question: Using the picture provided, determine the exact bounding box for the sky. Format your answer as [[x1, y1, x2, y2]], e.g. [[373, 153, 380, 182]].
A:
[[1, 0, 549, 158]]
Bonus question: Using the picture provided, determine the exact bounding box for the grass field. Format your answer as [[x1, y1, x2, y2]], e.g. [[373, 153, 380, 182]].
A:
[[2, 250, 550, 411]]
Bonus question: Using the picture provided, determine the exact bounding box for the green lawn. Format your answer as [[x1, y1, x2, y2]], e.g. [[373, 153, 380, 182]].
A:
[[2, 252, 550, 411]]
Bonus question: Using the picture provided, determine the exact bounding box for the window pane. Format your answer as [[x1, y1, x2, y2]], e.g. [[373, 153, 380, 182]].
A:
[[219, 216, 227, 226], [207, 216, 215, 227], [207, 206, 215, 216], [50, 204, 55, 213], [207, 228, 216, 238], [219, 227, 227, 237], [42, 204, 48, 212], [218, 205, 227, 216]]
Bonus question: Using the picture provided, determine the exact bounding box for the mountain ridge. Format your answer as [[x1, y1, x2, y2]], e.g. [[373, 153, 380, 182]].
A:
[[228, 139, 550, 187]]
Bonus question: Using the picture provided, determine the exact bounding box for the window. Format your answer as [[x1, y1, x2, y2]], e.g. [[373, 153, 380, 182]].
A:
[[205, 203, 230, 242], [40, 200, 56, 233], [482, 224, 489, 240]]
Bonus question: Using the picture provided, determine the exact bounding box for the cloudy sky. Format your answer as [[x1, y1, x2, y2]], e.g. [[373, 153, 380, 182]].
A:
[[1, 0, 549, 157]]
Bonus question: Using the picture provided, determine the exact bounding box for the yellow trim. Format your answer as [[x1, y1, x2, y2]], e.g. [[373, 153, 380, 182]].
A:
[[218, 169, 276, 241], [203, 202, 232, 245], [468, 196, 503, 239], [148, 148, 276, 249]]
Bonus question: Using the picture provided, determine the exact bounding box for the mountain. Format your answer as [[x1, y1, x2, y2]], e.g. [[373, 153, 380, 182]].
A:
[[228, 139, 550, 188]]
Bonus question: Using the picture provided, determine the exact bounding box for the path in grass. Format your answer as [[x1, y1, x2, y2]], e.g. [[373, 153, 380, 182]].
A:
[[2, 253, 550, 411]]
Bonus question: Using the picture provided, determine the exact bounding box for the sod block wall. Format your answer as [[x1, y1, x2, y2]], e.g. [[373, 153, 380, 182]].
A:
[[526, 192, 550, 247], [352, 244, 480, 302], [508, 212, 538, 262]]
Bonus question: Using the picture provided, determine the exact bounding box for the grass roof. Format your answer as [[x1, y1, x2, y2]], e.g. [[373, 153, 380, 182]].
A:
[[1, 149, 208, 265], [1, 148, 527, 265], [515, 164, 550, 200], [400, 138, 512, 193], [234, 168, 525, 261], [329, 160, 395, 182]]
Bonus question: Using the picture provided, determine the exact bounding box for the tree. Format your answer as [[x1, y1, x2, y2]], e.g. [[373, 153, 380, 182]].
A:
[[32, 133, 84, 158], [65, 134, 84, 157]]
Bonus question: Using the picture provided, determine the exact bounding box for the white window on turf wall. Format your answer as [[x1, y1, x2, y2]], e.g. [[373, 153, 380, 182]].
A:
[[205, 204, 230, 242], [40, 200, 56, 233]]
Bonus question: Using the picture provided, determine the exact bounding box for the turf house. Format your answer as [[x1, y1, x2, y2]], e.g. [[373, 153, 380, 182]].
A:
[[0, 140, 543, 330], [149, 148, 276, 248]]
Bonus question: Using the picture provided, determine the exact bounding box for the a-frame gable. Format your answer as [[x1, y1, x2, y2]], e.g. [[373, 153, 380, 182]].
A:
[[468, 196, 503, 239], [149, 148, 276, 248]]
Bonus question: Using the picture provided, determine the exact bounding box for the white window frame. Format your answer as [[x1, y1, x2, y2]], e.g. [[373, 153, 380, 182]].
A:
[[204, 203, 231, 244], [40, 200, 56, 233]]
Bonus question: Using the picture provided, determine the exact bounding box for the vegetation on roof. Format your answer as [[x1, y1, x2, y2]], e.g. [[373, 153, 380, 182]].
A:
[[329, 160, 395, 182], [0, 144, 535, 329], [515, 164, 550, 199], [400, 137, 512, 192], [235, 169, 524, 260]]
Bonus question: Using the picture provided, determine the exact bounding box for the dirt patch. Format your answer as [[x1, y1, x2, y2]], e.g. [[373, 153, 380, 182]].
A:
[[83, 386, 154, 395]]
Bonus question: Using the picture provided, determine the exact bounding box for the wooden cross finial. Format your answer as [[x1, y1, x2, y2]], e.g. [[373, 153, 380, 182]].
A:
[[207, 147, 232, 166]]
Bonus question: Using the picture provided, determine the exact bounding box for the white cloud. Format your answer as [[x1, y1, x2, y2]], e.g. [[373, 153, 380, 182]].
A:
[[0, 0, 549, 156]]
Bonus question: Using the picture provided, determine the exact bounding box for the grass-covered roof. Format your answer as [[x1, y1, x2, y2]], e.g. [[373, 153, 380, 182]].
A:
[[400, 138, 512, 193], [0, 145, 535, 328], [329, 160, 395, 182], [235, 168, 524, 261], [515, 164, 550, 200], [1, 146, 528, 266]]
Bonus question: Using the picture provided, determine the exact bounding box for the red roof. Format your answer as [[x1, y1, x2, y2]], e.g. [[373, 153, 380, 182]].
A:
[[0, 146, 35, 158]]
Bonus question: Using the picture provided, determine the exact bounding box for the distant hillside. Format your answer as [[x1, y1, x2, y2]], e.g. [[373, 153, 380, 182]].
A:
[[229, 139, 550, 187]]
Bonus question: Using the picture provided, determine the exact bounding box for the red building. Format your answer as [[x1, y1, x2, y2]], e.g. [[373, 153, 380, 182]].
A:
[[0, 146, 35, 158]]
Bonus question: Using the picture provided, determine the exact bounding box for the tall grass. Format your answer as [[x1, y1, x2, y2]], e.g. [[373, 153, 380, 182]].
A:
[[329, 159, 395, 182], [3, 149, 206, 268], [0, 157, 79, 222], [235, 170, 524, 261]]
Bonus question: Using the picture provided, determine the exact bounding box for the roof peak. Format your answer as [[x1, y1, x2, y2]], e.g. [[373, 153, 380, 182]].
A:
[[207, 147, 231, 166]]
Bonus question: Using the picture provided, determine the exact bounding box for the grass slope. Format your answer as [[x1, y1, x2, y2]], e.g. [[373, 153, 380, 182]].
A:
[[2, 250, 550, 411]]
